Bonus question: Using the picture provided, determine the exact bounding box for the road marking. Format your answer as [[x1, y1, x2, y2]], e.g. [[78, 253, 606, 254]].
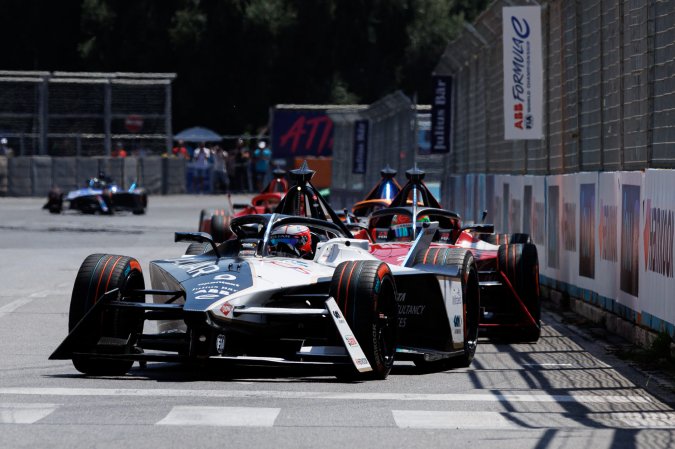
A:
[[29, 290, 51, 298], [0, 388, 653, 404], [0, 299, 33, 319], [0, 403, 57, 424], [157, 406, 279, 426], [393, 410, 515, 429], [522, 363, 573, 367]]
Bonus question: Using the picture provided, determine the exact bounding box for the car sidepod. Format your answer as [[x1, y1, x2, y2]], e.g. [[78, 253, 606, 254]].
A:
[[391, 247, 480, 366]]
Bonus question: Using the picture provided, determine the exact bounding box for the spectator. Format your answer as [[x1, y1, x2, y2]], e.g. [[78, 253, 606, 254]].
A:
[[233, 138, 251, 193], [0, 138, 14, 157], [172, 139, 189, 159], [111, 142, 127, 158], [212, 145, 230, 194], [253, 140, 272, 191], [192, 142, 212, 193]]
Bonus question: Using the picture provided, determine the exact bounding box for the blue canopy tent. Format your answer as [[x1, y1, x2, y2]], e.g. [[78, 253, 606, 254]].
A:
[[174, 126, 222, 142]]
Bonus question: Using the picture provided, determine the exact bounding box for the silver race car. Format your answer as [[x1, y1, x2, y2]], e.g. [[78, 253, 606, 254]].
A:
[[50, 165, 480, 380]]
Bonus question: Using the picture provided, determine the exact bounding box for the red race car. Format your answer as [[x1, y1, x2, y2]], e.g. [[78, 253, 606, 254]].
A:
[[366, 168, 541, 342], [197, 168, 289, 245]]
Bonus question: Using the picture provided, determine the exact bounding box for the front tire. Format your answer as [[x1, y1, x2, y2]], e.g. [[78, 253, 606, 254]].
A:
[[69, 254, 145, 375], [330, 260, 398, 380]]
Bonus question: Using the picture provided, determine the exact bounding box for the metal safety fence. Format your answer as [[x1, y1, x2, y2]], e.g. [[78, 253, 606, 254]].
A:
[[0, 71, 174, 157], [328, 92, 443, 209], [435, 0, 675, 176]]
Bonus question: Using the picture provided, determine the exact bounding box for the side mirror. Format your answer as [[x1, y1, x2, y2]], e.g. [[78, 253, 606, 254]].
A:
[[175, 232, 220, 257]]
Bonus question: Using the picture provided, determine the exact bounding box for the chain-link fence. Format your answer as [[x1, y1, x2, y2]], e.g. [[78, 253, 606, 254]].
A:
[[435, 0, 675, 175], [328, 92, 443, 209], [0, 71, 174, 157]]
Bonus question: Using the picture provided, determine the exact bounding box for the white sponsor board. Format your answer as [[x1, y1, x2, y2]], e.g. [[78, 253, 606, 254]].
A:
[[640, 169, 675, 329], [502, 6, 544, 140], [445, 170, 675, 335], [616, 171, 643, 312], [325, 298, 373, 373], [595, 172, 621, 301]]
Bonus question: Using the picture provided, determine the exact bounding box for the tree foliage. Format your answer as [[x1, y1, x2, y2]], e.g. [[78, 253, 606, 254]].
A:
[[1, 0, 489, 134]]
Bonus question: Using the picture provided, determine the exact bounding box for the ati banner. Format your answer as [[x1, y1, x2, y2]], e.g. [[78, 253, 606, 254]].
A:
[[502, 6, 543, 140], [431, 75, 452, 153], [352, 120, 369, 174], [271, 108, 334, 158]]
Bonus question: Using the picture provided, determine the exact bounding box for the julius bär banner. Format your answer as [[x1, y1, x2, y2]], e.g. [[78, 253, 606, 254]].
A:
[[431, 75, 452, 153], [352, 120, 369, 174], [502, 6, 543, 140]]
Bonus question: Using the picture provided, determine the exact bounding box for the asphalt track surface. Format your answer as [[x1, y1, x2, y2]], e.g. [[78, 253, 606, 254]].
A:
[[1, 195, 674, 449]]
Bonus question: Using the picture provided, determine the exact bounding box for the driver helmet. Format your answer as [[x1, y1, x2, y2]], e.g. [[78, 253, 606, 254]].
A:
[[268, 225, 313, 258]]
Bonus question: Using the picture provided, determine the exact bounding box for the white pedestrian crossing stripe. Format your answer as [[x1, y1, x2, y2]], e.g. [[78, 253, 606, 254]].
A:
[[157, 406, 280, 427], [0, 403, 57, 424], [393, 410, 514, 429]]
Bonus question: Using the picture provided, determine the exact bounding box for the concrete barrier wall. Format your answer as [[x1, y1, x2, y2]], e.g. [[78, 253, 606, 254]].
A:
[[0, 157, 8, 195], [8, 157, 32, 196], [31, 157, 53, 196], [52, 157, 78, 191], [164, 157, 186, 194], [0, 156, 187, 197]]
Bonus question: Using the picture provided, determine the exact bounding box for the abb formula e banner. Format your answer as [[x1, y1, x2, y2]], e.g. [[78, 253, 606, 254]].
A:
[[502, 6, 543, 140]]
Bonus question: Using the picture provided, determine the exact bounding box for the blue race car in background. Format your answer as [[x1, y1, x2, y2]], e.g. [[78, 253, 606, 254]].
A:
[[44, 172, 147, 215]]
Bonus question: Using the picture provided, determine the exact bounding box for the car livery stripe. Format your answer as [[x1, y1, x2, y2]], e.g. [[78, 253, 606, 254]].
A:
[[433, 248, 442, 264]]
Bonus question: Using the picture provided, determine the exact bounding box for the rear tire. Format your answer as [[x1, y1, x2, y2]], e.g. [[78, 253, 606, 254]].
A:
[[198, 208, 213, 234], [69, 254, 145, 375], [497, 243, 541, 342], [413, 248, 480, 370], [330, 260, 398, 380], [478, 233, 531, 245], [210, 213, 232, 242], [185, 242, 210, 255]]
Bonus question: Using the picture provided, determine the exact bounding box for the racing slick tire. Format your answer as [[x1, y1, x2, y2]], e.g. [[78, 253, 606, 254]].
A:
[[330, 260, 398, 380], [478, 233, 531, 245], [210, 213, 232, 242], [497, 243, 541, 342], [198, 208, 213, 234], [413, 248, 480, 370], [185, 242, 210, 255], [68, 254, 145, 375]]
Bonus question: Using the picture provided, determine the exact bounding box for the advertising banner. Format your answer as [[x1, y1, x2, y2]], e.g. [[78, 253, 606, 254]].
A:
[[616, 171, 643, 312], [543, 175, 562, 277], [502, 6, 543, 140], [559, 175, 578, 284], [595, 172, 620, 301], [271, 108, 334, 158], [523, 175, 546, 247], [431, 75, 452, 153], [576, 172, 599, 291], [352, 120, 369, 174], [640, 169, 675, 329]]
